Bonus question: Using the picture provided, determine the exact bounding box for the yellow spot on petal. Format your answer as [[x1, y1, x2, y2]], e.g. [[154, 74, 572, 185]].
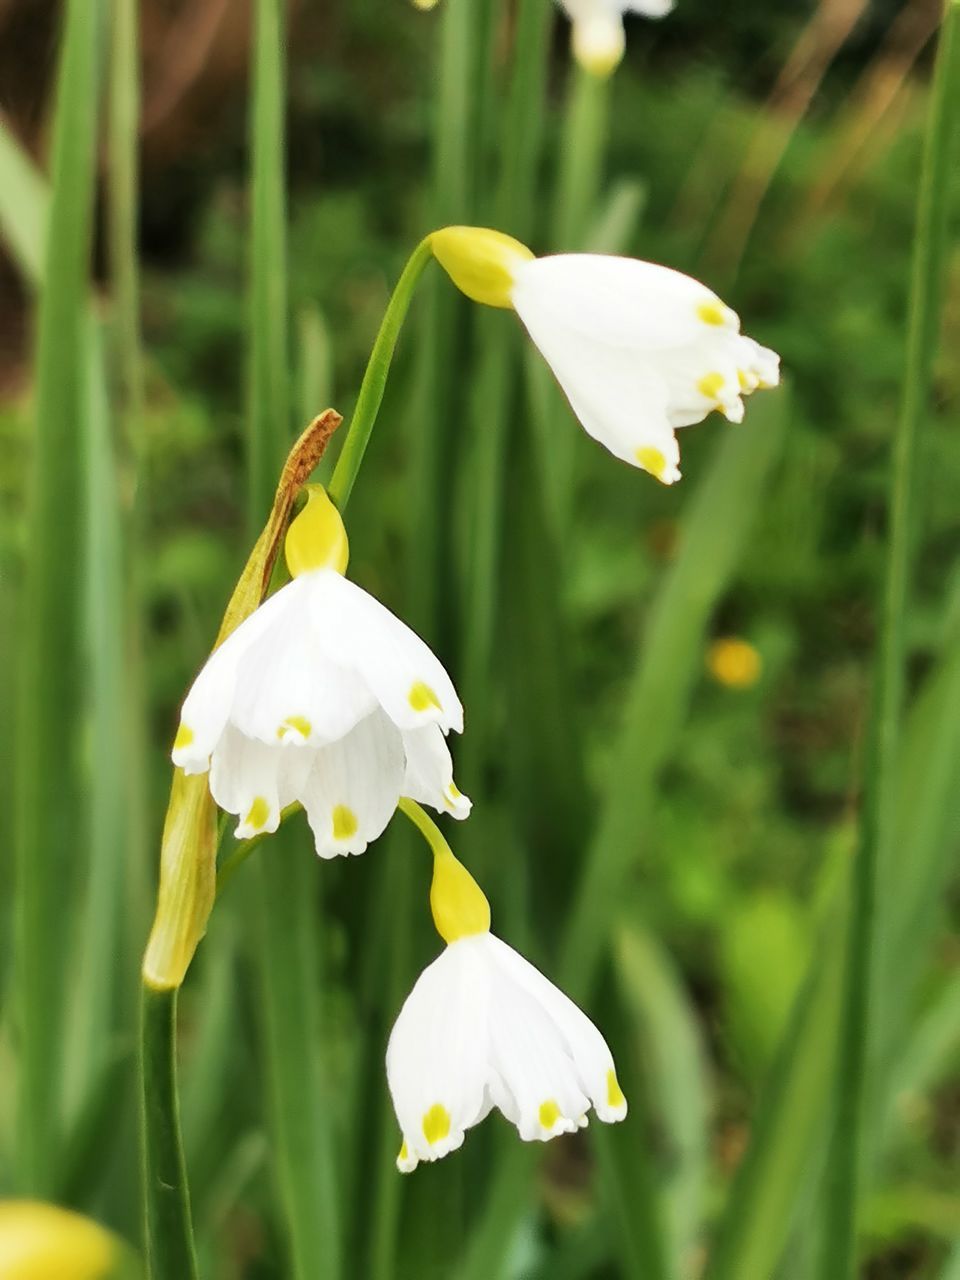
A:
[[539, 1100, 562, 1130], [607, 1069, 626, 1110], [245, 796, 270, 831], [635, 446, 668, 480], [332, 805, 358, 841], [173, 723, 194, 751], [399, 1141, 409, 1161], [707, 637, 762, 689], [697, 299, 727, 327], [277, 715, 312, 741], [737, 368, 757, 392], [422, 1103, 451, 1146], [409, 681, 441, 713], [697, 371, 725, 401]]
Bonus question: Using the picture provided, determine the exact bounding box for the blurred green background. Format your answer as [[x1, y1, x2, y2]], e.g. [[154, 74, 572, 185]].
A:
[[0, 0, 958, 1277]]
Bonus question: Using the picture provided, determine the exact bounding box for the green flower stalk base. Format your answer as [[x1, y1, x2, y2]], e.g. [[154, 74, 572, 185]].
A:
[[141, 987, 199, 1280]]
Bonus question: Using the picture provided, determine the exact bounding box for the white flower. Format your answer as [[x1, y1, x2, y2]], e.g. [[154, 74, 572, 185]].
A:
[[559, 0, 675, 76], [429, 228, 781, 485], [172, 488, 470, 858], [509, 253, 780, 484], [385, 810, 625, 1171], [387, 932, 627, 1171]]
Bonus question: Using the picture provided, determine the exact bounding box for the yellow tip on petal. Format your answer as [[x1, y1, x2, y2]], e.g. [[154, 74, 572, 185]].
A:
[[539, 1099, 562, 1131], [277, 715, 312, 741], [429, 226, 534, 309], [332, 804, 359, 841], [697, 299, 729, 327], [411, 0, 438, 8], [408, 681, 441, 713], [606, 1069, 626, 1110], [245, 796, 270, 831], [284, 485, 350, 578], [707, 637, 762, 689], [422, 1104, 451, 1146], [173, 723, 194, 751], [697, 371, 725, 401], [635, 445, 668, 481]]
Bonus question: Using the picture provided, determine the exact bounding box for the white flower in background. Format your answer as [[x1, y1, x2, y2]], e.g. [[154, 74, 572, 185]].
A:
[[558, 0, 675, 77], [387, 810, 626, 1171], [172, 487, 470, 858], [430, 226, 780, 485]]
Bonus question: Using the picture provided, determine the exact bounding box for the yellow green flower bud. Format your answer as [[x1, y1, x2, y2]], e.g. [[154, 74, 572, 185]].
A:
[[284, 485, 349, 577], [429, 226, 535, 309]]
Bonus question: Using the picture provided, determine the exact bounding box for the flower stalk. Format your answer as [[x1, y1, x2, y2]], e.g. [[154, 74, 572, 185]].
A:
[[328, 235, 436, 509]]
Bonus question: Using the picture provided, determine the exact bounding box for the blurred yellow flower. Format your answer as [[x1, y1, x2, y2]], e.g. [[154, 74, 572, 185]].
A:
[[707, 637, 762, 689], [0, 1201, 123, 1280]]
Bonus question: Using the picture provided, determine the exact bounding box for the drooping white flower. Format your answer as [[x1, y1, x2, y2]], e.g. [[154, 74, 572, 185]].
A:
[[430, 227, 781, 485], [172, 487, 470, 858], [558, 0, 675, 77], [386, 810, 626, 1171]]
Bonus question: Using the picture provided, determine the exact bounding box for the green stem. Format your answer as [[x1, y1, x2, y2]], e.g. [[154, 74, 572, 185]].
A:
[[552, 66, 608, 250], [141, 987, 199, 1280], [818, 5, 960, 1275], [328, 236, 435, 510], [397, 795, 451, 857]]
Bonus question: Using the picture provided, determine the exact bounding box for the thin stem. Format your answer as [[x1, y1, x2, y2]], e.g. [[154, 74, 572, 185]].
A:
[[328, 236, 435, 510], [140, 988, 199, 1280], [397, 796, 452, 859], [818, 4, 960, 1274]]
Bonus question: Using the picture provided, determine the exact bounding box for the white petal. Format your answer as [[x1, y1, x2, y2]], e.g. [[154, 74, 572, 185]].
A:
[[172, 582, 297, 774], [386, 938, 492, 1170], [209, 724, 286, 839], [512, 255, 732, 354], [307, 571, 463, 733], [230, 585, 377, 747], [487, 971, 591, 1142], [486, 935, 627, 1123], [300, 709, 405, 858], [402, 725, 472, 820]]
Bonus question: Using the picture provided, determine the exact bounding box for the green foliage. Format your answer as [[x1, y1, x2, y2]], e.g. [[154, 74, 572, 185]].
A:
[[0, 1, 958, 1277]]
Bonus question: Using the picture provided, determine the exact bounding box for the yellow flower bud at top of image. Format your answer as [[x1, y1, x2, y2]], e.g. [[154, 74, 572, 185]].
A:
[[0, 1201, 123, 1280], [285, 485, 350, 577], [429, 226, 535, 309], [707, 637, 762, 690]]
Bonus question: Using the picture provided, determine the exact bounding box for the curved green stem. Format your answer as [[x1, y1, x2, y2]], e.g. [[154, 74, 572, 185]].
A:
[[818, 5, 960, 1275], [141, 987, 198, 1280], [397, 796, 452, 859], [328, 236, 435, 510]]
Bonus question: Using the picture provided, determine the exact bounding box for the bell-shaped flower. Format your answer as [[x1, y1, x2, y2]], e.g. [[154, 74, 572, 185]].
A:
[[430, 227, 780, 485], [558, 0, 675, 77], [172, 488, 470, 858], [386, 808, 626, 1170]]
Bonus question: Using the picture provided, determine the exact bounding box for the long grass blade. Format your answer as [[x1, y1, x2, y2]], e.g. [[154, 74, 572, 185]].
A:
[[14, 0, 103, 1193], [818, 6, 960, 1272]]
